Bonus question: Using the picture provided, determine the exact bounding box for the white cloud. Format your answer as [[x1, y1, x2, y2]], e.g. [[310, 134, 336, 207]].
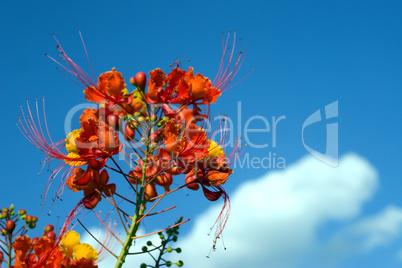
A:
[[177, 153, 378, 268]]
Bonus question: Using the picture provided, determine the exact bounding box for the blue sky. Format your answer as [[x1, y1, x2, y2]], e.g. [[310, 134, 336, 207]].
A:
[[1, 0, 402, 267]]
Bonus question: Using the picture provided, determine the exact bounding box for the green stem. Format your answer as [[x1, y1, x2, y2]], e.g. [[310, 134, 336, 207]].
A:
[[114, 130, 150, 268]]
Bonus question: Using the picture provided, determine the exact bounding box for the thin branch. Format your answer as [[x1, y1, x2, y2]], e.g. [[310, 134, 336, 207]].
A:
[[77, 219, 118, 259], [132, 219, 190, 240]]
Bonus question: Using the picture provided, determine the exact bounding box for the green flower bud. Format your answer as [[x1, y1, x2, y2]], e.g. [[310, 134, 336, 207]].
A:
[[176, 260, 183, 267], [146, 241, 152, 246], [175, 248, 182, 253], [167, 247, 173, 253], [18, 209, 26, 216], [141, 246, 148, 252]]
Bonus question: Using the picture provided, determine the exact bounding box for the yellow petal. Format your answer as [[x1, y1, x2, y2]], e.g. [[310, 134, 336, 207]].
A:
[[64, 152, 86, 167], [73, 243, 98, 261], [60, 231, 80, 257], [65, 129, 83, 154], [208, 140, 224, 158]]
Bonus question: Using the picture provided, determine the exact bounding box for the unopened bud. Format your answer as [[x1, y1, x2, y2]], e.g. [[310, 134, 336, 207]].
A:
[[134, 72, 147, 91], [5, 220, 15, 233], [107, 114, 120, 130], [166, 247, 173, 253], [176, 260, 183, 267], [18, 209, 26, 215], [45, 231, 56, 240], [124, 123, 135, 140], [44, 224, 54, 234], [130, 76, 136, 86], [25, 215, 32, 223]]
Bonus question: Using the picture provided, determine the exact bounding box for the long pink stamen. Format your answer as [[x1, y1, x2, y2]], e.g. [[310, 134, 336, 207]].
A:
[[47, 34, 97, 88], [212, 31, 254, 94]]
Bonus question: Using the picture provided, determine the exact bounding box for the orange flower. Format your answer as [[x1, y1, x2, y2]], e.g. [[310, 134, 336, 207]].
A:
[[98, 68, 125, 98], [13, 236, 67, 268], [79, 108, 99, 125], [67, 168, 116, 209], [83, 68, 132, 105], [163, 119, 183, 155]]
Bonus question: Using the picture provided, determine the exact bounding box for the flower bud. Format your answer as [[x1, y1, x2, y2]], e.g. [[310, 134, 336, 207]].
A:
[[44, 224, 54, 234], [130, 76, 136, 86], [166, 247, 173, 253], [28, 222, 36, 229], [9, 204, 14, 211], [45, 231, 56, 240], [5, 220, 15, 233], [135, 72, 147, 91], [176, 260, 183, 267], [25, 215, 33, 223], [18, 209, 26, 215], [1, 229, 7, 236], [125, 123, 135, 140], [144, 183, 158, 202], [32, 216, 38, 223], [107, 114, 120, 130]]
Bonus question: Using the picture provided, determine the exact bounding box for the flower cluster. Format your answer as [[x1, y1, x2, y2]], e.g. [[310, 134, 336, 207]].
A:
[[13, 230, 97, 268], [18, 32, 247, 267]]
